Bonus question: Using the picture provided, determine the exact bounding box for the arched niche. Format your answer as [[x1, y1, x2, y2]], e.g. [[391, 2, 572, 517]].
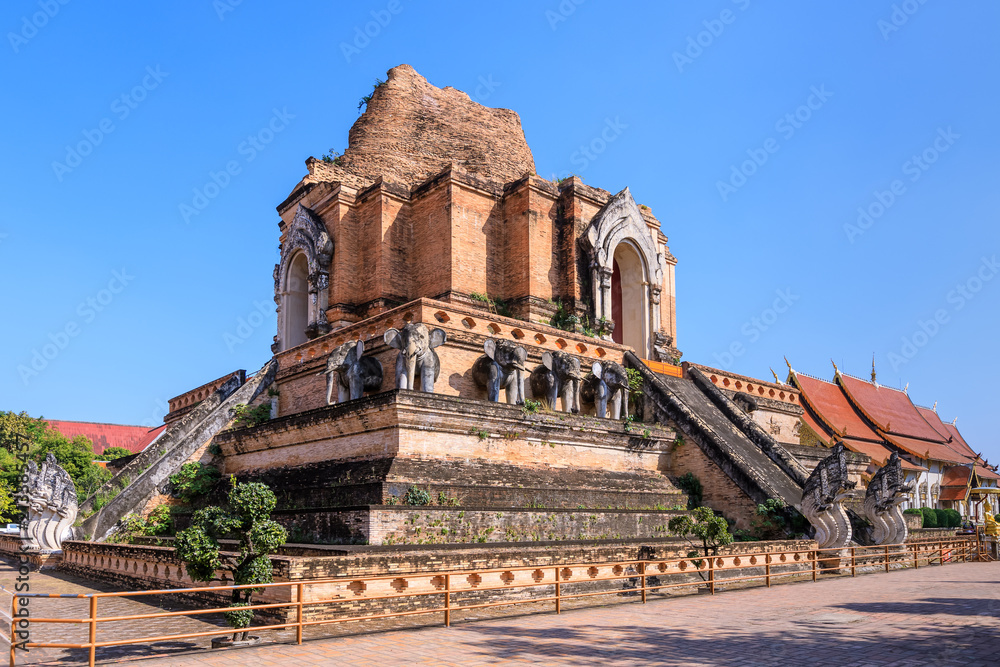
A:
[[611, 241, 647, 353], [282, 252, 309, 349], [582, 187, 663, 358], [273, 204, 334, 352]]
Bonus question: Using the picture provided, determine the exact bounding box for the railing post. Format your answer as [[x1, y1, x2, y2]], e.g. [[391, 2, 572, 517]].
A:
[[765, 555, 771, 588], [9, 595, 16, 667], [811, 551, 817, 582], [640, 562, 647, 604], [554, 568, 561, 614], [88, 596, 97, 667], [884, 545, 890, 573], [912, 543, 918, 569], [296, 583, 304, 645], [444, 574, 451, 627], [708, 556, 715, 594], [851, 547, 856, 577]]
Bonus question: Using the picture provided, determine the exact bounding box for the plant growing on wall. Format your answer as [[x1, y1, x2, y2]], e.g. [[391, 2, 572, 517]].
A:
[[403, 486, 431, 506], [175, 480, 287, 644], [169, 462, 221, 503], [676, 472, 703, 509], [357, 77, 385, 112], [230, 403, 272, 429]]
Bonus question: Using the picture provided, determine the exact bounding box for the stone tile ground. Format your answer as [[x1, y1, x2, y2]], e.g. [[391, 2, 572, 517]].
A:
[[1, 560, 998, 665]]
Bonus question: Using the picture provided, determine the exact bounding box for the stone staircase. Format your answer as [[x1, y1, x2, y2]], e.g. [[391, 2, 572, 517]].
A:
[[75, 360, 277, 542], [626, 352, 806, 509]]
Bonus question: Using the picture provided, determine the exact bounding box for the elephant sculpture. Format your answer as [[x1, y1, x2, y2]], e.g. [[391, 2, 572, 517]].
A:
[[319, 339, 384, 405], [582, 360, 630, 419], [472, 339, 528, 404], [529, 351, 583, 413], [384, 322, 447, 392]]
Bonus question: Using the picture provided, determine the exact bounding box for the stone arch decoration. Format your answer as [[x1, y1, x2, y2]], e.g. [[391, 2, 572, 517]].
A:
[[273, 204, 334, 353], [582, 187, 664, 357]]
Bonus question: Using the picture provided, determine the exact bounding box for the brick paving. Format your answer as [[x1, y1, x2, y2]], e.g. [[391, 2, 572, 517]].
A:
[[2, 560, 998, 665]]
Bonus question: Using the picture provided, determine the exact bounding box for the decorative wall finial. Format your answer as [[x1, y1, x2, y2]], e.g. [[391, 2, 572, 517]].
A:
[[770, 367, 781, 384]]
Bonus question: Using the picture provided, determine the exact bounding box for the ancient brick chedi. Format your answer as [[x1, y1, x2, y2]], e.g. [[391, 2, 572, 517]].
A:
[[273, 64, 679, 363]]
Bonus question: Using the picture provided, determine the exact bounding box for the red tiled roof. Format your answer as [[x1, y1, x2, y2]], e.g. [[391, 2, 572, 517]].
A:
[[942, 422, 979, 460], [881, 433, 969, 465], [942, 465, 972, 487], [44, 420, 164, 455], [792, 373, 883, 441], [840, 438, 925, 471], [837, 374, 950, 443], [974, 465, 1000, 481], [915, 406, 953, 441], [940, 486, 968, 502]]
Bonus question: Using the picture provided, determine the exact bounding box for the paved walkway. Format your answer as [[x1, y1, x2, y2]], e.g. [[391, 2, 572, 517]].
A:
[[4, 560, 998, 666]]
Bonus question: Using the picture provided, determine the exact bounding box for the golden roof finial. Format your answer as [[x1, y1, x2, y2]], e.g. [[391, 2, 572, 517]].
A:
[[770, 367, 781, 384], [902, 382, 909, 394], [830, 359, 841, 378], [871, 353, 877, 383], [932, 401, 937, 412]]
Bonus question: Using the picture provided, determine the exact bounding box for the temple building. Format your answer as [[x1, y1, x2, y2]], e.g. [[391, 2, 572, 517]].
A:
[[787, 361, 999, 518], [272, 64, 679, 365]]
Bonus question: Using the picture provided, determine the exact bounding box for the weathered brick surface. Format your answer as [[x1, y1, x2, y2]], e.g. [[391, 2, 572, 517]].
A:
[[337, 64, 535, 189]]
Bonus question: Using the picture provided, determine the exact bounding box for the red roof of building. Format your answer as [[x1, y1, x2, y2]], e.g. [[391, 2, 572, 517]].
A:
[[941, 422, 978, 460], [837, 374, 950, 443], [942, 465, 972, 487], [793, 373, 883, 441], [915, 406, 953, 441], [881, 432, 969, 465], [940, 486, 969, 501], [44, 420, 165, 455], [839, 438, 925, 471]]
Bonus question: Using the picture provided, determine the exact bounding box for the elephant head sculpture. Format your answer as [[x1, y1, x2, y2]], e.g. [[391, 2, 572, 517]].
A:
[[319, 339, 384, 405], [472, 338, 528, 404], [581, 361, 610, 417], [384, 322, 447, 392], [529, 351, 583, 413], [599, 360, 630, 420]]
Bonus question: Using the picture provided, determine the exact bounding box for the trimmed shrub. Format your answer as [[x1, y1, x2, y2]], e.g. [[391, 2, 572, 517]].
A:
[[942, 508, 962, 527], [919, 507, 937, 528], [903, 508, 922, 516]]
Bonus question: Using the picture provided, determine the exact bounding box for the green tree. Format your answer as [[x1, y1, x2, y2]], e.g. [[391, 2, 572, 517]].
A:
[[668, 506, 734, 579], [169, 463, 221, 502], [0, 481, 16, 523], [97, 447, 133, 461], [174, 481, 287, 642]]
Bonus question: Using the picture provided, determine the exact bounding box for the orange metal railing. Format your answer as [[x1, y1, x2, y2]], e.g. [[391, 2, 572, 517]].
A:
[[4, 536, 982, 667]]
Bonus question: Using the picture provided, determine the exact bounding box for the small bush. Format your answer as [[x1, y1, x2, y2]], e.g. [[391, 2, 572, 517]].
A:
[[169, 463, 221, 502], [230, 403, 271, 429], [403, 486, 431, 506], [676, 473, 703, 509], [942, 508, 961, 528], [919, 507, 937, 528], [903, 508, 922, 515]]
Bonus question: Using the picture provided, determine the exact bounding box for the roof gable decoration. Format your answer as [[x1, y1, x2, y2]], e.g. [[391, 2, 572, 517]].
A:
[[582, 187, 665, 357], [273, 204, 336, 351]]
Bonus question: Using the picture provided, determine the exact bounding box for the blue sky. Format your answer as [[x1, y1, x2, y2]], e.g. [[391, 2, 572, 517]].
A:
[[2, 1, 998, 463]]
